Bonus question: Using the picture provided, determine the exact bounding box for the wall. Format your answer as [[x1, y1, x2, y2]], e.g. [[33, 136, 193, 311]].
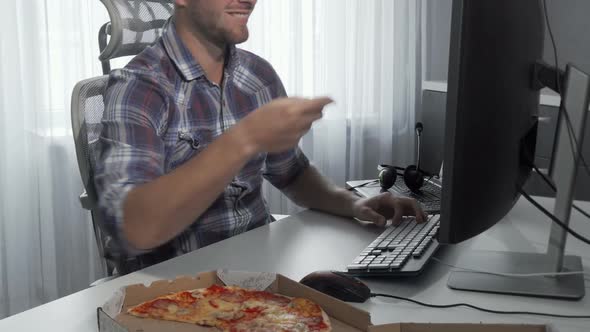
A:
[[424, 0, 590, 82]]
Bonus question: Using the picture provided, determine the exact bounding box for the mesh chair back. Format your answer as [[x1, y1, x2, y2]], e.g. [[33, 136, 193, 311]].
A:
[[71, 76, 117, 275], [99, 0, 174, 62], [71, 76, 110, 204]]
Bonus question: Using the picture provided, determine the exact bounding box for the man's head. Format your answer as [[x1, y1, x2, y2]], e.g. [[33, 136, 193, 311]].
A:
[[174, 0, 257, 47]]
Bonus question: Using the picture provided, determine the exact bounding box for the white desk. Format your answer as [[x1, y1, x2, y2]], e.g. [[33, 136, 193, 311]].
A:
[[1, 195, 589, 331]]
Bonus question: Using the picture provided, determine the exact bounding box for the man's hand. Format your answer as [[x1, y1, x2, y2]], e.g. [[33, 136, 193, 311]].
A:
[[352, 192, 427, 227], [236, 97, 333, 154]]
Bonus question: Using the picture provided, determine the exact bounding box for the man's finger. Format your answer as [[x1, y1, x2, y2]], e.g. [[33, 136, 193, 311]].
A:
[[300, 97, 333, 113], [412, 199, 426, 223], [359, 207, 387, 227], [305, 111, 324, 122], [391, 200, 404, 226]]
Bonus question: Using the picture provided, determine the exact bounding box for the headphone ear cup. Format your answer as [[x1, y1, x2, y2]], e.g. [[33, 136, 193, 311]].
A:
[[403, 165, 424, 192], [379, 167, 397, 190]]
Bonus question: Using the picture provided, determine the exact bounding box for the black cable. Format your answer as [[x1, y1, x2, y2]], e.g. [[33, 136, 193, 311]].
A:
[[519, 189, 590, 246], [532, 164, 590, 220], [542, 0, 561, 94], [371, 293, 590, 318], [574, 203, 590, 220]]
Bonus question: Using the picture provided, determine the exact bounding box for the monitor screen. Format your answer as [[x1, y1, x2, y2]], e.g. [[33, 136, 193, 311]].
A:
[[439, 0, 545, 244]]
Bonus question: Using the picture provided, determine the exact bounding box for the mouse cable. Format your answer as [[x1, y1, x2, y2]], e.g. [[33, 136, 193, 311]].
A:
[[519, 189, 590, 246], [370, 292, 590, 318], [531, 163, 590, 220], [430, 257, 586, 278]]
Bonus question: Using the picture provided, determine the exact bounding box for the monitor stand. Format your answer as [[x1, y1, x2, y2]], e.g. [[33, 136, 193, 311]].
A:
[[448, 64, 590, 300], [448, 251, 584, 300]]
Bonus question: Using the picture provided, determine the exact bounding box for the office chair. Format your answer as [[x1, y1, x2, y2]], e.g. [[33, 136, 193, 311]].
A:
[[71, 0, 174, 281]]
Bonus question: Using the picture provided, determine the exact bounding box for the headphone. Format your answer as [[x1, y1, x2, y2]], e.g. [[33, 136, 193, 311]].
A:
[[378, 122, 429, 193]]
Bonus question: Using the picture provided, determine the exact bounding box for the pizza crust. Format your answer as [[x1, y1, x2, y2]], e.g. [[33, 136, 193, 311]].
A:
[[321, 307, 332, 332]]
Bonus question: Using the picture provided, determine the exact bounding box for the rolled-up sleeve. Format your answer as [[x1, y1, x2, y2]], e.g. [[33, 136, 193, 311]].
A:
[[94, 69, 169, 254], [263, 147, 310, 189]]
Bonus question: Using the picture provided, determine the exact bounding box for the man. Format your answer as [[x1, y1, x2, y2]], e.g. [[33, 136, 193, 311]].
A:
[[95, 0, 425, 271]]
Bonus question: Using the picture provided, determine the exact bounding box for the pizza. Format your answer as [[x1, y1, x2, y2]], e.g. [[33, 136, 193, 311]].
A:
[[127, 284, 332, 331]]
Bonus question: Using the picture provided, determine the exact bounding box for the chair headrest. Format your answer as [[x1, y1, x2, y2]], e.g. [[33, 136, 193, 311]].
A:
[[99, 0, 174, 61]]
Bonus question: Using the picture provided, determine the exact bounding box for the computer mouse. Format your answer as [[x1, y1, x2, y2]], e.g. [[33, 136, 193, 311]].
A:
[[299, 271, 371, 303]]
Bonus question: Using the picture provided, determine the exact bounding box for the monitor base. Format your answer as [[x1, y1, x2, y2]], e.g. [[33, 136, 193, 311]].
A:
[[447, 251, 585, 300]]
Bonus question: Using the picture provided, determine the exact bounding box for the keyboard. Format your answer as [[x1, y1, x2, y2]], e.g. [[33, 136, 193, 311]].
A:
[[355, 177, 442, 213], [346, 214, 440, 277]]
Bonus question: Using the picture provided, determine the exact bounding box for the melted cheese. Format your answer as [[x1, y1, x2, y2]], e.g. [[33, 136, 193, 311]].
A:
[[167, 304, 178, 314]]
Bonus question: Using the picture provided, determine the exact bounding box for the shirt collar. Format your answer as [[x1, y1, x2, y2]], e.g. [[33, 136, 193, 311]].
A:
[[162, 18, 241, 82]]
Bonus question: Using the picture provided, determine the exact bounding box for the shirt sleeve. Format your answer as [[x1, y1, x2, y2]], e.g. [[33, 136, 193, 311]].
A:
[[262, 76, 310, 189], [94, 69, 170, 255]]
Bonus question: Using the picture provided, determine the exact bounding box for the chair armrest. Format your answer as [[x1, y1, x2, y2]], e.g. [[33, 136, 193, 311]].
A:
[[79, 191, 97, 210], [90, 275, 118, 287]]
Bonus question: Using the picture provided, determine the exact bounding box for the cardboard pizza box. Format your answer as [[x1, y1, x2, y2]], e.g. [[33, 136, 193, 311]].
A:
[[367, 323, 548, 332], [97, 271, 548, 332]]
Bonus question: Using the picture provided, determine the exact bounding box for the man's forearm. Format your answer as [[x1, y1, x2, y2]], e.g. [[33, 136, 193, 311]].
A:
[[123, 124, 256, 250], [283, 165, 360, 217]]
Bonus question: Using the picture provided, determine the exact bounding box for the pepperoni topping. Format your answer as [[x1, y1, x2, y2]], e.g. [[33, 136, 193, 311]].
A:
[[209, 300, 219, 308]]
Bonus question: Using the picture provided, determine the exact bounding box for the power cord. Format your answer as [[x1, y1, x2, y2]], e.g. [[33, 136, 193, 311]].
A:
[[370, 292, 590, 318], [519, 189, 590, 246], [531, 163, 590, 220]]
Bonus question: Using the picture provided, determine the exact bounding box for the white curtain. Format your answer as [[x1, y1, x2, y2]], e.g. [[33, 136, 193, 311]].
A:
[[0, 0, 109, 319], [0, 0, 420, 318], [242, 0, 421, 214]]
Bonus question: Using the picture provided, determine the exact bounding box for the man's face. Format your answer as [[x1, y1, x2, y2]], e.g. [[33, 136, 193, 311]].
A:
[[181, 0, 257, 45]]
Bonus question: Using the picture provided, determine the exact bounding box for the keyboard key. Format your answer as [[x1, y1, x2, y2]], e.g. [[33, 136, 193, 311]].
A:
[[368, 263, 391, 270], [390, 261, 403, 269], [413, 238, 433, 257], [347, 264, 368, 270]]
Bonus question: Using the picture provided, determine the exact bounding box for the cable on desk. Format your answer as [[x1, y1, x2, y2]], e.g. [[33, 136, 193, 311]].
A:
[[370, 293, 590, 318], [519, 190, 590, 246], [430, 257, 585, 278]]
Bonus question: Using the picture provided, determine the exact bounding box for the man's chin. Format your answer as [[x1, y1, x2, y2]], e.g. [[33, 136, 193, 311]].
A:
[[227, 29, 249, 45]]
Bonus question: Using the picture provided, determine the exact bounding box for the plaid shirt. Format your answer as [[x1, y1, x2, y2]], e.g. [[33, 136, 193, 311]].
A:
[[95, 19, 309, 257]]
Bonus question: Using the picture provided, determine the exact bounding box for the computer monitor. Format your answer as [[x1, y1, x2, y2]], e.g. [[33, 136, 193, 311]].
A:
[[439, 0, 588, 299], [440, 0, 544, 243]]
